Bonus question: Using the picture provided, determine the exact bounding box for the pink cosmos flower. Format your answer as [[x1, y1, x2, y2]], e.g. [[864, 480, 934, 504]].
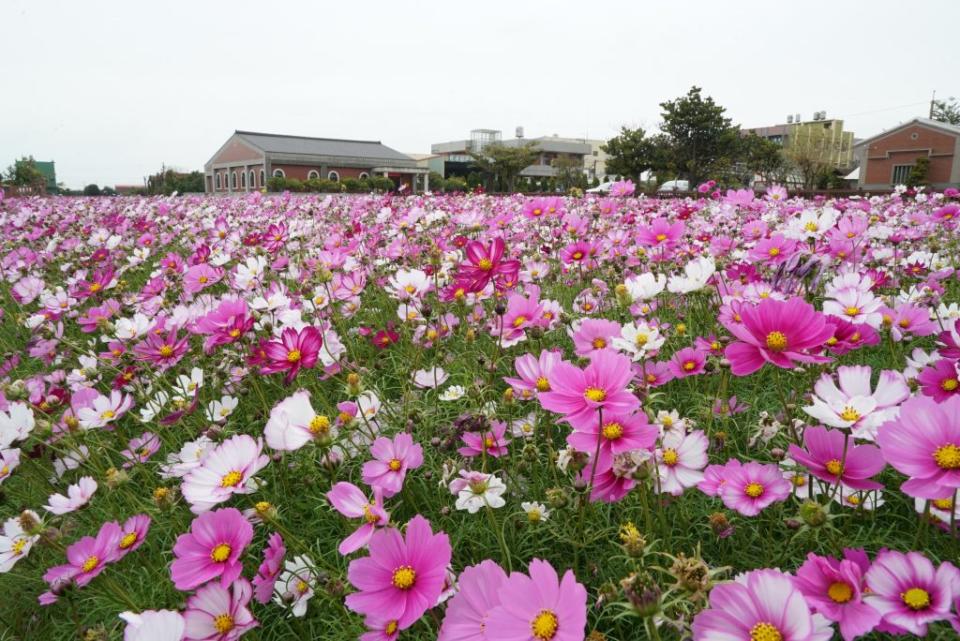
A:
[[749, 233, 799, 265], [718, 461, 792, 516], [181, 435, 270, 513], [41, 520, 122, 597], [484, 558, 587, 641], [193, 299, 254, 354], [788, 426, 885, 490], [538, 350, 639, 429], [693, 568, 833, 641], [802, 365, 909, 441], [503, 350, 562, 401], [458, 421, 511, 459], [183, 577, 258, 641], [263, 389, 333, 451], [170, 507, 254, 591], [566, 411, 657, 463], [45, 476, 98, 514], [253, 533, 286, 604], [133, 328, 190, 370], [876, 394, 960, 499], [723, 297, 833, 376], [668, 347, 707, 378], [656, 430, 708, 496], [121, 431, 161, 468], [497, 292, 544, 346], [863, 550, 960, 636], [697, 458, 742, 497], [259, 326, 323, 384], [438, 559, 508, 641], [115, 514, 151, 558], [327, 482, 389, 555], [917, 358, 960, 403], [345, 515, 452, 630], [119, 609, 186, 641], [361, 433, 424, 497], [184, 264, 224, 294], [794, 550, 881, 641], [76, 390, 134, 430], [570, 318, 621, 356], [883, 303, 936, 341], [454, 237, 520, 293], [637, 217, 685, 249]]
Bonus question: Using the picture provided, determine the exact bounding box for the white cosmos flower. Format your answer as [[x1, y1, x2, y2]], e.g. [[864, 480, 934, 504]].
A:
[[450, 471, 506, 513], [439, 385, 466, 401], [112, 313, 151, 341], [0, 514, 40, 573], [521, 501, 550, 522], [264, 390, 335, 451], [274, 555, 317, 617], [44, 476, 97, 515], [0, 402, 35, 448], [612, 321, 665, 361], [118, 610, 185, 641], [159, 436, 215, 479], [802, 365, 909, 441], [205, 395, 239, 423], [624, 272, 666, 301], [412, 367, 449, 389], [667, 256, 716, 294]]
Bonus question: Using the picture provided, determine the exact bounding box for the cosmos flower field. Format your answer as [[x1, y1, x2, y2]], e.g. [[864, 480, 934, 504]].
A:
[[2, 183, 960, 640]]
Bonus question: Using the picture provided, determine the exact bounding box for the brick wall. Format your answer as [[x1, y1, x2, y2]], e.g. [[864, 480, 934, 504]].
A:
[[865, 124, 957, 185]]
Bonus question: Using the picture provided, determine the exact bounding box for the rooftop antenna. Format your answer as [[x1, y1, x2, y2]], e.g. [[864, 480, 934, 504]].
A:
[[930, 90, 936, 118]]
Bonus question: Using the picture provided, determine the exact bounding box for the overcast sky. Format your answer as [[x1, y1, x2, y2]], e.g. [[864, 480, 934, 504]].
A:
[[2, 0, 958, 188]]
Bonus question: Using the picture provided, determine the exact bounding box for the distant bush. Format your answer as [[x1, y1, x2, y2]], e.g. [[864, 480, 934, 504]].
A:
[[265, 175, 398, 193], [443, 177, 468, 192]]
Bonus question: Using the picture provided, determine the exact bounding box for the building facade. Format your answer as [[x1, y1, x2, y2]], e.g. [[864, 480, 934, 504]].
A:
[[746, 117, 855, 171], [204, 131, 428, 193], [854, 118, 960, 190], [430, 130, 592, 179]]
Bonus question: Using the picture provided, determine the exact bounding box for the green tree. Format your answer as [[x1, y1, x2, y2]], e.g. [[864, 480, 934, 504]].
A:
[[658, 86, 739, 186], [83, 184, 102, 196], [602, 127, 655, 182], [146, 169, 205, 195], [469, 142, 539, 192], [4, 156, 46, 188], [907, 157, 931, 188], [932, 97, 960, 125], [552, 155, 586, 192], [740, 133, 787, 186]]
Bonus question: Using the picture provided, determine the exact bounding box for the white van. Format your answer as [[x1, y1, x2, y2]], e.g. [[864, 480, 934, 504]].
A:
[[657, 180, 690, 193]]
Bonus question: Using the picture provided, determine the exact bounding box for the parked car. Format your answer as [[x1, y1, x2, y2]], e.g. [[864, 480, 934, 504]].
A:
[[657, 180, 690, 193], [586, 181, 616, 194]]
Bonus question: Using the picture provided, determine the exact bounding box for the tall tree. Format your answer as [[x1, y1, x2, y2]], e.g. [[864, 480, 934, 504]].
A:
[[469, 142, 539, 192], [602, 126, 655, 182], [551, 155, 586, 192], [740, 133, 787, 186], [658, 86, 739, 186], [932, 97, 960, 125], [4, 156, 45, 187]]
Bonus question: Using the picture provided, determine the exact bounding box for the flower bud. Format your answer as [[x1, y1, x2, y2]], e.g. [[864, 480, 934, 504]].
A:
[[620, 572, 662, 617], [799, 500, 827, 527]]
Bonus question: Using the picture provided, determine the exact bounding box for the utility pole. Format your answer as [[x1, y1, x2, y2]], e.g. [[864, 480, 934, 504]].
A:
[[930, 90, 936, 118]]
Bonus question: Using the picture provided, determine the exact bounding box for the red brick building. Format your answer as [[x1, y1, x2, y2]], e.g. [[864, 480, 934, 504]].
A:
[[204, 130, 428, 193], [854, 118, 960, 190]]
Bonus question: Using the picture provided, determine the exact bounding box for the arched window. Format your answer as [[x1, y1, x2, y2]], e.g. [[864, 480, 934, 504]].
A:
[[359, 172, 370, 180], [231, 172, 238, 189], [240, 171, 246, 188], [260, 170, 265, 186], [216, 173, 221, 190], [327, 171, 340, 182], [273, 169, 285, 178], [249, 170, 256, 187], [307, 170, 320, 180]]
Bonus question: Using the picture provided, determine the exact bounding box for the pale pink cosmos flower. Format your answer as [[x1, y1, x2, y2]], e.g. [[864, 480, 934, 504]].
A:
[[362, 433, 423, 497], [45, 476, 98, 515], [263, 390, 335, 452], [327, 482, 389, 555], [803, 365, 909, 441], [182, 577, 258, 641], [181, 435, 270, 513], [119, 610, 186, 641], [503, 350, 562, 401], [656, 430, 708, 496], [76, 390, 133, 430], [412, 367, 449, 389]]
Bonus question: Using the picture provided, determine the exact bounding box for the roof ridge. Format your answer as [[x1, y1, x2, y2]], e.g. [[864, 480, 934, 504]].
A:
[[235, 130, 382, 145]]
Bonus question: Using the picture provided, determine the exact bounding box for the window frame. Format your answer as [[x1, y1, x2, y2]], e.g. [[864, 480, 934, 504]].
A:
[[273, 168, 285, 178], [327, 170, 340, 182], [891, 164, 913, 185], [308, 170, 320, 180]]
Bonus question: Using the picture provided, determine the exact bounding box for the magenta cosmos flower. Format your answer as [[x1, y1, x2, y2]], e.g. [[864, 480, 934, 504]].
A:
[[504, 350, 562, 401], [863, 550, 960, 636], [566, 411, 657, 463], [259, 326, 323, 384], [252, 533, 285, 604], [42, 520, 122, 595], [668, 347, 707, 378], [458, 421, 511, 459], [788, 426, 885, 490], [346, 515, 452, 630], [170, 508, 254, 591], [183, 577, 258, 641], [438, 560, 508, 641], [454, 237, 520, 293], [362, 433, 424, 497], [693, 568, 832, 641], [570, 318, 621, 356], [538, 350, 639, 429], [132, 327, 190, 370], [877, 394, 960, 499], [484, 558, 587, 641], [794, 550, 881, 641], [917, 358, 960, 403], [326, 482, 388, 555], [723, 297, 833, 376], [718, 461, 792, 516]]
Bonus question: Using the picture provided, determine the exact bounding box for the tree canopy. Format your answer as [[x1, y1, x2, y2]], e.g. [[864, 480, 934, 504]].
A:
[[469, 142, 539, 193]]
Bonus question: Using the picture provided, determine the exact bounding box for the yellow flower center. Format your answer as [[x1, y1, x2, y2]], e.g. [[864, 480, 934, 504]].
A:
[[655, 233, 667, 242], [839, 406, 860, 422], [898, 319, 910, 328], [309, 415, 330, 434], [391, 565, 416, 590], [388, 458, 402, 471], [845, 306, 860, 317], [512, 315, 527, 328], [744, 483, 764, 498], [220, 470, 243, 488], [229, 328, 241, 338], [210, 543, 231, 563], [768, 247, 780, 257], [213, 614, 234, 634], [635, 333, 649, 347], [828, 581, 853, 603], [531, 609, 559, 640], [791, 474, 806, 487], [536, 377, 551, 392], [825, 459, 843, 476], [765, 331, 787, 352], [198, 276, 208, 284], [572, 251, 584, 260], [584, 387, 606, 403], [296, 579, 310, 594], [934, 444, 960, 469], [100, 409, 115, 420], [662, 448, 679, 466], [385, 620, 398, 635], [750, 622, 782, 641], [592, 337, 607, 349], [846, 494, 861, 506], [11, 538, 27, 555], [602, 422, 624, 440], [933, 497, 954, 510], [89, 282, 102, 292], [119, 532, 138, 549], [81, 556, 99, 573], [478, 258, 493, 271], [404, 284, 416, 294], [363, 504, 379, 524], [942, 378, 959, 392], [901, 587, 931, 610], [287, 349, 302, 363], [159, 345, 174, 357], [710, 341, 720, 351], [255, 501, 272, 514], [683, 360, 696, 371], [804, 222, 819, 232]]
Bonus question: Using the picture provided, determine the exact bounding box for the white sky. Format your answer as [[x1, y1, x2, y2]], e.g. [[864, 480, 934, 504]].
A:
[[2, 0, 958, 188]]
